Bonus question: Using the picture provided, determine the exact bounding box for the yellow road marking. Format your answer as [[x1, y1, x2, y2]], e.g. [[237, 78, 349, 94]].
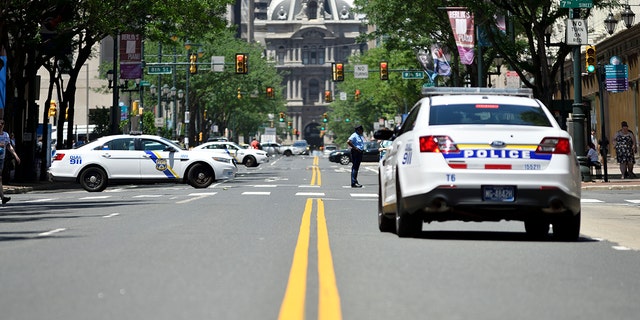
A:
[[278, 199, 312, 320], [279, 159, 342, 320], [311, 156, 321, 186], [316, 199, 342, 320]]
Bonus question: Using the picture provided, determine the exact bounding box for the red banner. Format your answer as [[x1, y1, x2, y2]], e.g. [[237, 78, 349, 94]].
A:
[[119, 33, 142, 79], [448, 10, 474, 65]]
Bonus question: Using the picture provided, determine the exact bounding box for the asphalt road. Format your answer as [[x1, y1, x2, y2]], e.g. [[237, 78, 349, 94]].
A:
[[1, 155, 639, 320]]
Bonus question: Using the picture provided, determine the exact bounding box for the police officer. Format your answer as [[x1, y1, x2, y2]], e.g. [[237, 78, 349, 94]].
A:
[[347, 125, 365, 188]]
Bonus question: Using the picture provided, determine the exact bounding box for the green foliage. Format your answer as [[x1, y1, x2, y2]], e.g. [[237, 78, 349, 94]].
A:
[[328, 47, 424, 143]]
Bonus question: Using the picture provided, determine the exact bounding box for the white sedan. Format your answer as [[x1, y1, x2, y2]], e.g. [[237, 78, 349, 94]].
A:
[[49, 134, 237, 192], [193, 141, 269, 167], [375, 88, 581, 240]]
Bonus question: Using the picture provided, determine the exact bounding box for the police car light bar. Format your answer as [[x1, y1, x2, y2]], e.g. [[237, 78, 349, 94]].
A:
[[421, 87, 534, 98]]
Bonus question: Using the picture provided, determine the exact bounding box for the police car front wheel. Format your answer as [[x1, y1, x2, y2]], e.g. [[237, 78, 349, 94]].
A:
[[187, 163, 215, 188]]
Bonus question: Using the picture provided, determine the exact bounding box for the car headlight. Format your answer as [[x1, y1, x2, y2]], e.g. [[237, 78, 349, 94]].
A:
[[212, 156, 234, 164]]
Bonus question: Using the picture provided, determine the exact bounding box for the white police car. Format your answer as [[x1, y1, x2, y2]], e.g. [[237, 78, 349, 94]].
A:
[[375, 88, 581, 240], [193, 141, 269, 167], [49, 134, 237, 192]]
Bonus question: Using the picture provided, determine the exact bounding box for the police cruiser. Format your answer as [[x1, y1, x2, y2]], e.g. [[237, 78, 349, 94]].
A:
[[374, 87, 581, 240], [49, 134, 237, 192]]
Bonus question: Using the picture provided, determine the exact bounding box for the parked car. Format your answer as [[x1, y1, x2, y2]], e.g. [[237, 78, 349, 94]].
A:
[[328, 141, 380, 165], [323, 144, 338, 156], [193, 141, 269, 167], [49, 134, 237, 192], [280, 140, 310, 156], [261, 142, 282, 155], [375, 87, 581, 239]]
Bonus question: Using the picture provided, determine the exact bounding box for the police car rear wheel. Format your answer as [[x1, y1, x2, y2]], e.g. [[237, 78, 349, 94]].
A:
[[552, 211, 581, 241], [395, 173, 422, 237], [187, 163, 214, 188], [79, 167, 108, 192], [339, 155, 350, 165]]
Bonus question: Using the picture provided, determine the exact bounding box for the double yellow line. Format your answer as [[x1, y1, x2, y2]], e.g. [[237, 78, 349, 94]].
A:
[[278, 156, 342, 320]]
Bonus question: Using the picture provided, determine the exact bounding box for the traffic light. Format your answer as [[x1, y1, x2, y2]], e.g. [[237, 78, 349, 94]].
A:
[[237, 88, 242, 99], [48, 100, 57, 117], [332, 63, 344, 82], [355, 89, 361, 101], [235, 53, 248, 74], [324, 90, 332, 102], [132, 100, 139, 115], [322, 113, 328, 123], [287, 121, 292, 129], [585, 45, 596, 73], [266, 87, 275, 99], [189, 53, 198, 74], [380, 61, 389, 80], [279, 112, 285, 122], [65, 107, 69, 120], [345, 115, 350, 123]]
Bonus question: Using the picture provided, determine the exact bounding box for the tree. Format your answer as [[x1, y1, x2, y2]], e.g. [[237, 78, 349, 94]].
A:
[[329, 47, 423, 143], [355, 0, 614, 107], [1, 0, 233, 181]]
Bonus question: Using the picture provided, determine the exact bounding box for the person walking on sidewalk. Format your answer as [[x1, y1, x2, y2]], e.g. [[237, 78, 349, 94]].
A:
[[0, 120, 21, 204], [614, 121, 637, 179], [347, 125, 365, 188]]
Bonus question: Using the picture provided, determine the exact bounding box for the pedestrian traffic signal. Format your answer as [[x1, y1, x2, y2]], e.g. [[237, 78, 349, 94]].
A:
[[235, 53, 248, 74], [279, 112, 285, 122], [380, 61, 389, 80], [48, 100, 57, 117], [266, 87, 275, 99], [332, 63, 344, 82], [585, 45, 596, 73], [189, 53, 198, 74], [324, 90, 332, 102], [355, 89, 361, 101], [323, 113, 328, 123]]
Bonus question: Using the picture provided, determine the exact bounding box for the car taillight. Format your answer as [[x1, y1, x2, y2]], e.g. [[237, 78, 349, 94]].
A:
[[419, 135, 459, 153], [536, 137, 571, 154], [52, 153, 65, 161]]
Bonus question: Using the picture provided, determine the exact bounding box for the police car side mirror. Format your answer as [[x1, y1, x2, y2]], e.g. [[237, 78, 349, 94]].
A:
[[374, 129, 394, 141], [164, 146, 177, 152]]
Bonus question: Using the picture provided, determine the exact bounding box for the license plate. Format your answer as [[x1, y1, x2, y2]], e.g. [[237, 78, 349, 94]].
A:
[[482, 186, 515, 202]]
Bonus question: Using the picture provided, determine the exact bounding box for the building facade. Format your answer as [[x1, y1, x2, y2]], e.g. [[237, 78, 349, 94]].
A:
[[249, 0, 368, 148]]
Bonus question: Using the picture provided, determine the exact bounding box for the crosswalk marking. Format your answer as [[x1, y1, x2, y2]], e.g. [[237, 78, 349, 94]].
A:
[[296, 192, 325, 197], [242, 191, 271, 195], [581, 198, 604, 203], [625, 199, 640, 204], [350, 193, 377, 198]]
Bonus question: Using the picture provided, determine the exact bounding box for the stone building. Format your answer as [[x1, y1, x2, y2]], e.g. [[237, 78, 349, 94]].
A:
[[239, 0, 368, 148]]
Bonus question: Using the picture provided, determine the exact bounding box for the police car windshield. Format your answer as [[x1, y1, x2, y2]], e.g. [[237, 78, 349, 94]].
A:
[[429, 104, 552, 126], [161, 137, 186, 150]]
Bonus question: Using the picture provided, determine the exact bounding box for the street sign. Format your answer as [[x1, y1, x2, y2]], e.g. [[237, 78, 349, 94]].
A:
[[148, 66, 172, 75], [353, 64, 369, 79], [155, 117, 164, 127], [565, 19, 588, 45], [211, 56, 224, 72], [402, 71, 425, 79], [605, 64, 629, 93], [560, 0, 593, 8], [340, 92, 347, 101], [422, 82, 434, 88], [139, 80, 151, 87]]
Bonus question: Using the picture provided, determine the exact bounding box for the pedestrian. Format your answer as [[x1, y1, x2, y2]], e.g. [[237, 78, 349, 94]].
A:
[[0, 120, 21, 205], [250, 138, 261, 150], [614, 121, 637, 179], [586, 142, 599, 166], [347, 125, 365, 188]]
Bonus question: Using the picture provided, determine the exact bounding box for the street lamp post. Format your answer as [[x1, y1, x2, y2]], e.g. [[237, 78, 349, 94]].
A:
[[570, 8, 588, 181]]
